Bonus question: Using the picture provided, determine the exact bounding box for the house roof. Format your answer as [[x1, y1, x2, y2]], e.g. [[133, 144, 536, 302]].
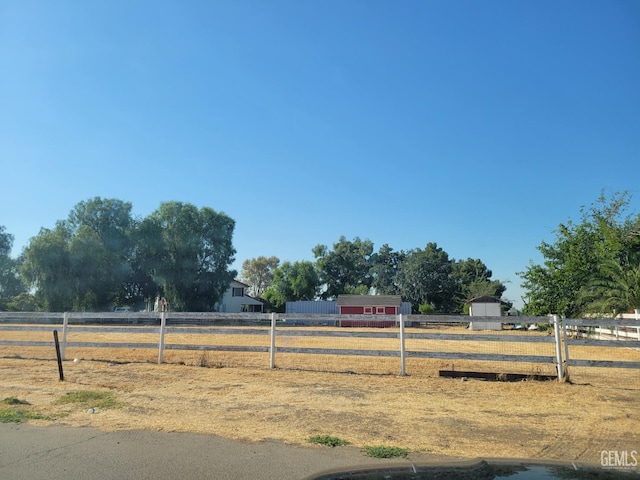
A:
[[231, 279, 250, 288], [336, 295, 402, 307], [466, 295, 509, 305]]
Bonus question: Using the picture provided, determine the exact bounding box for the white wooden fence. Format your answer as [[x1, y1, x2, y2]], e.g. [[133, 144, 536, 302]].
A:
[[1, 312, 639, 379], [562, 316, 640, 369]]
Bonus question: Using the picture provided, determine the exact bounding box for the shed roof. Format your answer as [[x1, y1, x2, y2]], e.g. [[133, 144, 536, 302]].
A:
[[466, 295, 509, 304], [336, 295, 402, 307]]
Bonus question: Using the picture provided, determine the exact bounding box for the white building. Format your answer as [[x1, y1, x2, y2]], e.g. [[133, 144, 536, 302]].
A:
[[468, 295, 503, 331], [215, 280, 264, 313]]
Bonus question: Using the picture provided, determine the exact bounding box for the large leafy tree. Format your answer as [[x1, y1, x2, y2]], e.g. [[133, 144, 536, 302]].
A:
[[395, 242, 458, 313], [370, 244, 404, 295], [137, 202, 236, 311], [68, 198, 136, 308], [21, 223, 74, 311], [240, 256, 280, 298], [0, 226, 27, 307], [452, 258, 507, 307], [263, 260, 319, 311], [519, 191, 640, 317], [21, 198, 136, 311], [312, 236, 374, 300], [581, 259, 640, 314]]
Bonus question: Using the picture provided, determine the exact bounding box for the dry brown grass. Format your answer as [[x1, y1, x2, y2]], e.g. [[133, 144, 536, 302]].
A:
[[1, 325, 639, 464]]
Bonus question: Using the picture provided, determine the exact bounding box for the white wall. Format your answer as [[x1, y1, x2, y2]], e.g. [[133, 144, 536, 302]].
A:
[[216, 281, 263, 313], [469, 302, 502, 330]]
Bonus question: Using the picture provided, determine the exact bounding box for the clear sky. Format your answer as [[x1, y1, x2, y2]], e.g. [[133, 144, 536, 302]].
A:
[[1, 1, 639, 308]]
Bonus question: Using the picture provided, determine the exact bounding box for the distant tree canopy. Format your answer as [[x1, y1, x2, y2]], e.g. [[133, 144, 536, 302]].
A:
[[240, 256, 280, 298], [17, 197, 237, 312], [5, 198, 513, 314], [251, 237, 508, 314], [137, 202, 236, 312], [519, 191, 640, 317], [263, 260, 319, 312], [0, 226, 27, 310], [9, 191, 639, 316], [312, 236, 374, 300]]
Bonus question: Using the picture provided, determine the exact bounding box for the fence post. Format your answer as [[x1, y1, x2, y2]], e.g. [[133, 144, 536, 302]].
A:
[[553, 315, 564, 381], [53, 330, 64, 381], [61, 312, 69, 360], [158, 310, 166, 364], [270, 312, 276, 369], [399, 314, 406, 376], [636, 309, 640, 341]]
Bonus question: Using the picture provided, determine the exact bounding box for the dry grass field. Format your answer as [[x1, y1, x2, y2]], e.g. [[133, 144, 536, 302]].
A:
[[1, 324, 639, 466]]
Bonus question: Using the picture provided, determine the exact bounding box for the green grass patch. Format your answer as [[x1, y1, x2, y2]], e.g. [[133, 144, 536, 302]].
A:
[[0, 408, 48, 423], [55, 390, 117, 409], [1, 397, 51, 423], [363, 445, 408, 458], [0, 399, 50, 423], [3, 397, 30, 405], [307, 435, 349, 447]]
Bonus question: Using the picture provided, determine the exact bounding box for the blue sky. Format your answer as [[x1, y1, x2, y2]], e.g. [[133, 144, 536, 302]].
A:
[[1, 1, 639, 308]]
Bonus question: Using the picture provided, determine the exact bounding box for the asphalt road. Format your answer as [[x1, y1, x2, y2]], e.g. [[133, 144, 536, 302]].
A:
[[0, 424, 434, 480]]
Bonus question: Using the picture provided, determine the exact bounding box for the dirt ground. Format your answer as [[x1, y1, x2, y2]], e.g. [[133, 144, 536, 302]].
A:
[[1, 355, 639, 466]]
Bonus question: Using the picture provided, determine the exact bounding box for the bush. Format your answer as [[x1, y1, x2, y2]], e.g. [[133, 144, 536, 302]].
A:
[[418, 303, 435, 315]]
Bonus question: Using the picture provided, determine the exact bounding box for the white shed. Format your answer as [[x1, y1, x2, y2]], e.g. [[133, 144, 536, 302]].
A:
[[468, 296, 503, 330]]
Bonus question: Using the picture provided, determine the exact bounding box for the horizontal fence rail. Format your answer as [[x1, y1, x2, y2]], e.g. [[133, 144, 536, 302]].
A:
[[1, 312, 639, 378], [562, 317, 640, 370]]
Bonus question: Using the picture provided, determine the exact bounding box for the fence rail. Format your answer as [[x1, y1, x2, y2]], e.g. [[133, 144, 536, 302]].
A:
[[562, 317, 640, 370], [1, 312, 639, 379]]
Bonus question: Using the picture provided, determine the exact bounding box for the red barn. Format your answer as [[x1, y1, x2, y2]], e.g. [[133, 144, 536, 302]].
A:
[[337, 295, 402, 327]]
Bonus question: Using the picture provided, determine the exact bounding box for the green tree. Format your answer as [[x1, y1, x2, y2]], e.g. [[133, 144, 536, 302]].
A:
[[519, 191, 640, 317], [21, 198, 138, 311], [240, 256, 280, 298], [394, 242, 458, 313], [137, 202, 236, 311], [581, 259, 640, 315], [370, 244, 404, 295], [263, 260, 319, 311], [452, 258, 507, 311], [21, 223, 74, 311], [0, 226, 27, 308], [312, 236, 374, 300]]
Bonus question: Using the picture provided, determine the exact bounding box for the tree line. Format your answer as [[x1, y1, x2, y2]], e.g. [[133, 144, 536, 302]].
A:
[[3, 191, 638, 315], [0, 198, 236, 312], [241, 239, 508, 314]]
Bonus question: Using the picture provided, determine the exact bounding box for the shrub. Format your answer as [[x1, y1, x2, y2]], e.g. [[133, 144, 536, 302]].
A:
[[418, 303, 435, 315]]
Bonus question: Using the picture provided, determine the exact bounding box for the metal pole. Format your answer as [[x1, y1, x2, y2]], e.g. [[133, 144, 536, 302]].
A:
[[53, 330, 64, 381], [553, 315, 564, 381], [270, 312, 276, 369], [158, 310, 166, 364], [61, 312, 69, 361], [399, 314, 406, 376], [636, 309, 639, 341]]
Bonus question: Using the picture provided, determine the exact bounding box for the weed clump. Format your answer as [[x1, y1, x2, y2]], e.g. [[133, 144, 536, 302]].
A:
[[308, 435, 349, 447]]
